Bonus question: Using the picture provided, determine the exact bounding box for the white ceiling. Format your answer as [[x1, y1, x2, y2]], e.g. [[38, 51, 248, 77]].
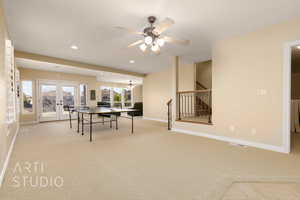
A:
[[5, 0, 300, 74], [17, 58, 143, 85]]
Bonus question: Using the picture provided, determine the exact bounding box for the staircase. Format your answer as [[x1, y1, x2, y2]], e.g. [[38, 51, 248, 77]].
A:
[[176, 81, 212, 124], [167, 81, 212, 127]]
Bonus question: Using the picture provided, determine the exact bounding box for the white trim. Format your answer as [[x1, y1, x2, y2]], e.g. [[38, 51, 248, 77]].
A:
[[0, 124, 19, 187], [282, 40, 300, 154], [35, 80, 39, 122], [37, 79, 79, 85], [172, 128, 286, 153], [20, 121, 38, 125], [143, 116, 168, 123]]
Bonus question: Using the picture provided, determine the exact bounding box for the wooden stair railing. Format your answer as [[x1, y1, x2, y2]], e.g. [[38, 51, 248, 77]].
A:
[[196, 81, 207, 90], [177, 89, 212, 124], [195, 81, 211, 116]]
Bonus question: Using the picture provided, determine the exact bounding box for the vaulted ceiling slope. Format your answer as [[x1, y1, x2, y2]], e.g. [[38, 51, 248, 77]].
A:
[[4, 0, 300, 74]]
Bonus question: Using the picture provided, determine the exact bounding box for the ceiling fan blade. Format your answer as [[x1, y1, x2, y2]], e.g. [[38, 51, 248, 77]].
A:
[[114, 26, 145, 35], [154, 49, 161, 55], [128, 40, 144, 48], [163, 36, 190, 46], [153, 18, 175, 35]]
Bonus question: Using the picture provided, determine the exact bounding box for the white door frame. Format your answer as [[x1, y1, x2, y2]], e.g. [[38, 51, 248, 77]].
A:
[[60, 82, 79, 120], [283, 40, 300, 154], [37, 80, 59, 122], [37, 79, 79, 122]]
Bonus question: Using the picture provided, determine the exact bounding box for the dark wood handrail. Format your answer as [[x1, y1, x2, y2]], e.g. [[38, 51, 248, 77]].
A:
[[196, 81, 207, 90], [177, 89, 211, 94], [167, 99, 172, 105]]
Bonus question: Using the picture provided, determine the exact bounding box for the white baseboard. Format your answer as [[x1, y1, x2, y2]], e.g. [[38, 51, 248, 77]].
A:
[[20, 121, 38, 125], [143, 117, 168, 123], [172, 128, 287, 153], [0, 124, 19, 187]]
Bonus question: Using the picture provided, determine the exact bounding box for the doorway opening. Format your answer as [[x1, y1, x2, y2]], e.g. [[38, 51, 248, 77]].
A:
[[290, 45, 300, 152]]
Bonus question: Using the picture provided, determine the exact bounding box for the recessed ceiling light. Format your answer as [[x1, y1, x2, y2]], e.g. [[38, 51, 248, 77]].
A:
[[297, 46, 300, 50], [70, 45, 78, 50], [129, 60, 135, 64]]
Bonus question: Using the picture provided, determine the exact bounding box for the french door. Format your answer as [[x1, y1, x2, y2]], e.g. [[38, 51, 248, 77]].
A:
[[38, 80, 78, 122]]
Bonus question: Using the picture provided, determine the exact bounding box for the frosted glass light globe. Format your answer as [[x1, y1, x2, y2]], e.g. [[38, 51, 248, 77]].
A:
[[139, 43, 147, 52], [157, 38, 165, 47], [144, 36, 153, 45], [151, 44, 159, 52]]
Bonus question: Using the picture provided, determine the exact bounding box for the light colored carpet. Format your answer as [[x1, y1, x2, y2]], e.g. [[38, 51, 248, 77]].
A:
[[1, 118, 300, 200], [222, 182, 300, 200]]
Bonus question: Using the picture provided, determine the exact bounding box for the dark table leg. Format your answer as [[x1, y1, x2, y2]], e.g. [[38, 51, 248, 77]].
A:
[[90, 114, 92, 142], [81, 113, 84, 135], [116, 114, 118, 130], [69, 112, 72, 128], [110, 116, 112, 128], [77, 112, 80, 133], [131, 115, 134, 134], [102, 116, 104, 125]]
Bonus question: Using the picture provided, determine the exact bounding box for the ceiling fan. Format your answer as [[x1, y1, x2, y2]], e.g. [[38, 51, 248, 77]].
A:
[[115, 16, 190, 54]]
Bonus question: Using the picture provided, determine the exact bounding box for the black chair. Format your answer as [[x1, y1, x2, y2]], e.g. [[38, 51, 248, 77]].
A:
[[96, 102, 115, 123], [63, 105, 75, 128], [128, 102, 143, 117], [97, 102, 111, 107], [97, 101, 120, 117]]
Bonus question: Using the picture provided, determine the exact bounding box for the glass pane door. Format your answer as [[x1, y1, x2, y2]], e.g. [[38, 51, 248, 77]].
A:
[[40, 84, 58, 121], [38, 81, 79, 122], [61, 86, 77, 120]]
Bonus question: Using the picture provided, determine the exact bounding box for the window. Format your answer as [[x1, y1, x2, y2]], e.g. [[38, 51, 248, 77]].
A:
[[79, 84, 87, 106], [100, 87, 111, 103], [100, 86, 133, 108], [22, 80, 33, 114], [124, 88, 132, 107], [113, 88, 122, 107]]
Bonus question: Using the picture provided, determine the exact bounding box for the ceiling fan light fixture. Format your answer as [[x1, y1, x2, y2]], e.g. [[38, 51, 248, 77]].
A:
[[157, 38, 165, 47], [144, 36, 153, 45], [116, 16, 189, 54], [151, 43, 160, 52], [139, 43, 147, 52]]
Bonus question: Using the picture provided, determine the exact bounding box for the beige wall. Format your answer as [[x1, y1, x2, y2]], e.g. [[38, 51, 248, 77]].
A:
[[196, 60, 212, 89], [0, 0, 19, 184], [178, 61, 195, 91], [19, 68, 141, 122], [174, 18, 300, 148], [133, 85, 143, 103], [143, 66, 173, 121]]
